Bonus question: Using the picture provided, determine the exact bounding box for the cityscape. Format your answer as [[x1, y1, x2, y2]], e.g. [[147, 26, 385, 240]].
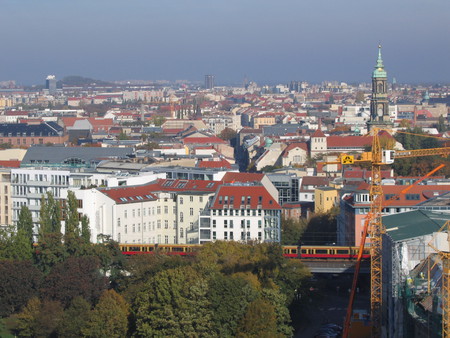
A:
[[1, 1, 450, 338]]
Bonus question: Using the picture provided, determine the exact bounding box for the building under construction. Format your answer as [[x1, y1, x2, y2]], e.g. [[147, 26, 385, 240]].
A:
[[382, 208, 450, 337]]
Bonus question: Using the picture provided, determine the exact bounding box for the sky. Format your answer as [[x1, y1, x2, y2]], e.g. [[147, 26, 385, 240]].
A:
[[1, 0, 449, 85]]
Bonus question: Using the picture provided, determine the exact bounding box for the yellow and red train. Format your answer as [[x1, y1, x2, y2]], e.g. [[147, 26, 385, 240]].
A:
[[119, 244, 371, 260]]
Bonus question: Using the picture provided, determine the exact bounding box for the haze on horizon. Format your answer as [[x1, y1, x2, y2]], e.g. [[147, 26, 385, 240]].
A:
[[1, 0, 449, 86]]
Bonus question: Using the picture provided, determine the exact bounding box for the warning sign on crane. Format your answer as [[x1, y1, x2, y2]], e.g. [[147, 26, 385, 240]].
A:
[[341, 155, 354, 164]]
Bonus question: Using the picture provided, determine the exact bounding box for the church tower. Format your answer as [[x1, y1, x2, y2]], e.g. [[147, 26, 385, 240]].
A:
[[367, 45, 393, 132]]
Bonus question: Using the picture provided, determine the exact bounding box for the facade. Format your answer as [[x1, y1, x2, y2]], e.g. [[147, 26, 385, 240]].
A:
[[75, 179, 220, 244], [45, 75, 57, 94], [205, 75, 215, 90], [314, 187, 338, 213], [267, 173, 300, 206], [367, 45, 393, 131], [11, 168, 71, 226], [198, 184, 281, 244], [0, 170, 12, 227], [337, 184, 450, 246], [0, 122, 68, 147]]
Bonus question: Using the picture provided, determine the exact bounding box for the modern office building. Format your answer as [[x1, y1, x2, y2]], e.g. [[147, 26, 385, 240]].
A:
[[204, 74, 215, 90], [45, 75, 57, 94]]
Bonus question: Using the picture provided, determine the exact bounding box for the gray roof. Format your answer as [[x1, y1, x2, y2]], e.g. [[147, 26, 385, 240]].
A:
[[384, 210, 450, 242], [21, 146, 134, 168]]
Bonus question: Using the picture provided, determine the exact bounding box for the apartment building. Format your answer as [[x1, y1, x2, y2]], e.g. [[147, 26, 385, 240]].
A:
[[198, 184, 281, 244]]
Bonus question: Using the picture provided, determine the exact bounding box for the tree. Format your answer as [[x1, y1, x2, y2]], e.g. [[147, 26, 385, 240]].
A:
[[236, 298, 279, 338], [33, 232, 67, 274], [281, 217, 307, 245], [355, 91, 365, 103], [40, 256, 108, 307], [82, 290, 129, 338], [134, 265, 213, 337], [57, 297, 91, 337], [39, 191, 61, 238], [81, 214, 91, 243], [118, 131, 129, 140], [218, 127, 238, 141], [0, 260, 43, 316], [151, 115, 166, 126], [17, 205, 34, 245], [0, 225, 33, 260], [208, 273, 258, 337], [7, 297, 64, 338]]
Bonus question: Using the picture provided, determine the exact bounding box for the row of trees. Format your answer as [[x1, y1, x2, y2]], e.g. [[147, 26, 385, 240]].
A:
[[0, 189, 313, 336]]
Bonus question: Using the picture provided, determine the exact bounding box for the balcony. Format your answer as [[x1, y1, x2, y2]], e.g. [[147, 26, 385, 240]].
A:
[[24, 180, 51, 187]]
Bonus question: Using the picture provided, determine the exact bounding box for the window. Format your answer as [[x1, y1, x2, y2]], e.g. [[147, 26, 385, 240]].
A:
[[212, 231, 216, 240], [157, 220, 161, 228], [190, 222, 194, 230], [164, 206, 168, 214], [117, 218, 121, 227], [230, 232, 234, 240], [224, 220, 228, 228], [132, 209, 135, 217], [212, 220, 216, 228], [190, 208, 194, 216], [165, 220, 168, 229], [241, 220, 245, 228], [124, 210, 127, 218], [173, 206, 177, 214], [258, 232, 262, 240], [224, 231, 228, 240], [133, 224, 136, 232], [138, 223, 141, 231], [180, 197, 184, 204], [143, 222, 147, 231], [258, 220, 262, 228], [230, 220, 234, 228], [180, 212, 184, 222], [125, 224, 128, 234], [137, 209, 140, 217], [190, 196, 194, 202], [200, 196, 203, 202], [165, 235, 169, 244], [180, 228, 184, 238], [247, 220, 250, 228], [157, 206, 161, 214]]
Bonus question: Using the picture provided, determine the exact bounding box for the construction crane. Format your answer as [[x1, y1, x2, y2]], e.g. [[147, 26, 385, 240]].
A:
[[323, 128, 450, 337]]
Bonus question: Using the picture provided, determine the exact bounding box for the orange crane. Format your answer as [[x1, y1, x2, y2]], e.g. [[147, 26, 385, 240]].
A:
[[324, 128, 450, 337]]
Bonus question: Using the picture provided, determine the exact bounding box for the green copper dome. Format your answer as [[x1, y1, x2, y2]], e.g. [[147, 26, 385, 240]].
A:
[[372, 45, 387, 78], [423, 90, 430, 101]]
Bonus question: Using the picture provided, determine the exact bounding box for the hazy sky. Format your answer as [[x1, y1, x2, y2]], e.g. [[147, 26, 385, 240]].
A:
[[1, 0, 449, 85]]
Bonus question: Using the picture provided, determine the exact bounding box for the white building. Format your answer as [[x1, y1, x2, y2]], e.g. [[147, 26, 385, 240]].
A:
[[198, 184, 281, 243]]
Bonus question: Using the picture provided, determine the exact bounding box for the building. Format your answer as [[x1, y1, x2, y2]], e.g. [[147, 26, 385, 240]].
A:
[[314, 186, 338, 213], [45, 75, 57, 94], [0, 170, 12, 227], [367, 45, 393, 131], [0, 122, 68, 147], [205, 75, 215, 90], [338, 184, 450, 246], [198, 184, 281, 243], [75, 179, 221, 244]]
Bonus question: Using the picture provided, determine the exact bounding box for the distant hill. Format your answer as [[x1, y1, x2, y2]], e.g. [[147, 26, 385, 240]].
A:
[[58, 76, 112, 87]]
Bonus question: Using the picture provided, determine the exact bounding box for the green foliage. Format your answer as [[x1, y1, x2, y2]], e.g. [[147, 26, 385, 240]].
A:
[[57, 297, 91, 337], [134, 265, 213, 337], [39, 192, 61, 238], [7, 297, 64, 338], [40, 256, 108, 307], [0, 226, 33, 260], [152, 115, 166, 126], [207, 273, 259, 336], [33, 232, 68, 274], [236, 298, 280, 338], [300, 209, 339, 245], [17, 205, 34, 245], [218, 127, 238, 141], [83, 290, 129, 338], [281, 217, 307, 245], [81, 214, 91, 243], [0, 261, 43, 317], [261, 165, 283, 172], [393, 128, 448, 176], [118, 131, 129, 140]]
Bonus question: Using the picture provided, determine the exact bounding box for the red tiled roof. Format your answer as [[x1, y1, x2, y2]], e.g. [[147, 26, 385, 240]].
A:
[[311, 129, 326, 138], [222, 172, 265, 183], [300, 176, 330, 189], [212, 185, 281, 210], [327, 136, 373, 148], [352, 184, 450, 206], [198, 159, 231, 169], [100, 179, 221, 204], [282, 142, 308, 157], [0, 160, 21, 168]]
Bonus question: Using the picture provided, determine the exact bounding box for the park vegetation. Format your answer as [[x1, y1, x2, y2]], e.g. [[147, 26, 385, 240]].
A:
[[0, 192, 312, 337]]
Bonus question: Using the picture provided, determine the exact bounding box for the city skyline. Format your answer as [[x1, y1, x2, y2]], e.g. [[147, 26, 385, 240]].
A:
[[1, 0, 449, 85]]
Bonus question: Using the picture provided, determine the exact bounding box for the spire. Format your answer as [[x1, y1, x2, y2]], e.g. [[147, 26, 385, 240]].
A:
[[372, 44, 387, 78], [376, 44, 384, 68]]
